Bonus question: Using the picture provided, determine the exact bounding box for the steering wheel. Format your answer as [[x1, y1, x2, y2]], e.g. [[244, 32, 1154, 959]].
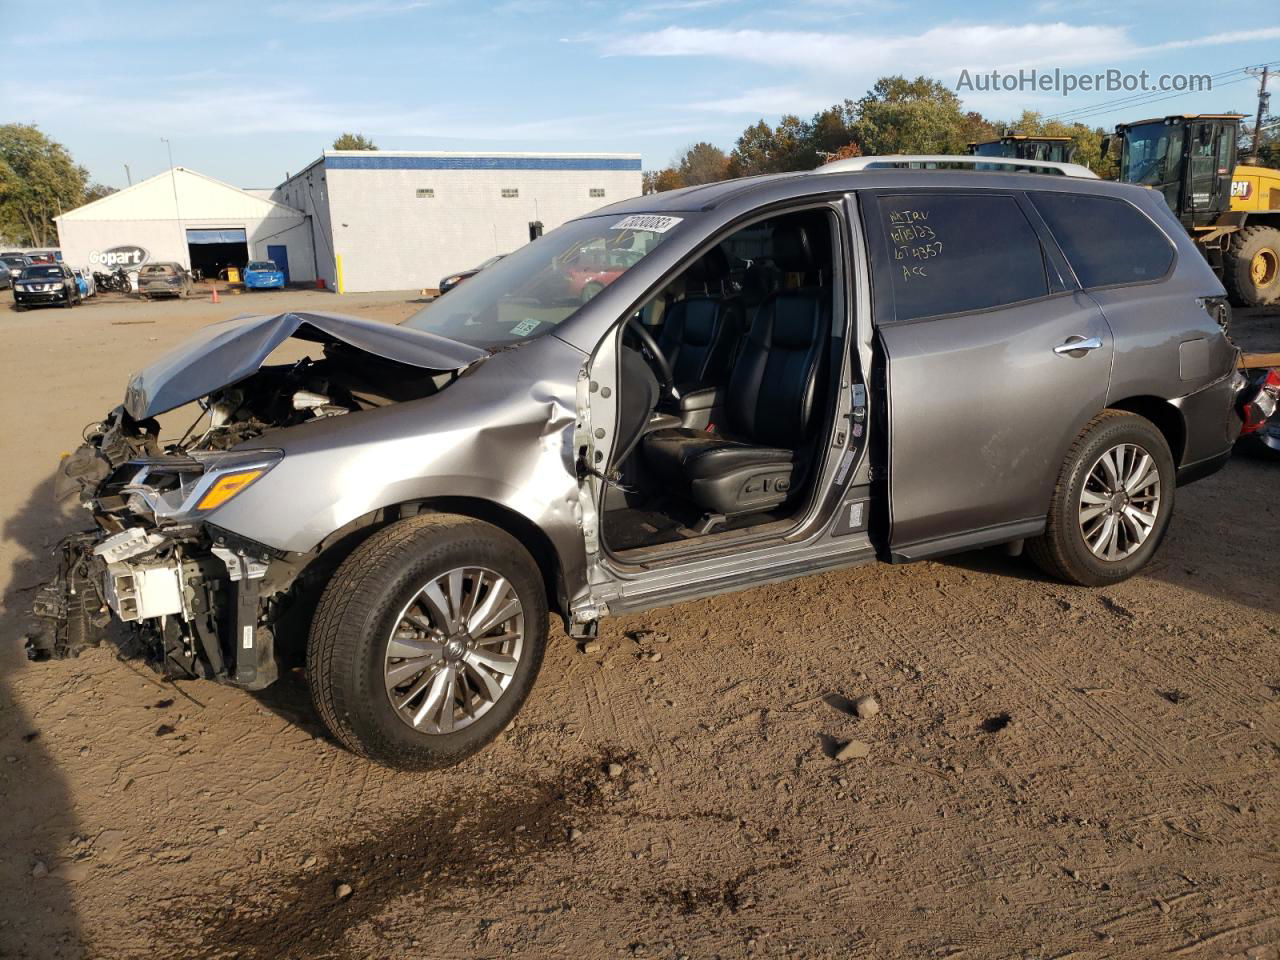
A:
[[625, 315, 676, 399]]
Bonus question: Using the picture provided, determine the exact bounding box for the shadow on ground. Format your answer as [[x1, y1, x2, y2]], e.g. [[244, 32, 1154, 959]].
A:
[[0, 474, 85, 957]]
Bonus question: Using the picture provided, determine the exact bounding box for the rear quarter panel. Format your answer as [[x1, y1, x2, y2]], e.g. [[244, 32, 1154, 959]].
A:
[[1092, 190, 1236, 466]]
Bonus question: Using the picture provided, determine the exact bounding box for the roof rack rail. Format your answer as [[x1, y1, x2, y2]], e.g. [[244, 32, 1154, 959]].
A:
[[813, 154, 1099, 179]]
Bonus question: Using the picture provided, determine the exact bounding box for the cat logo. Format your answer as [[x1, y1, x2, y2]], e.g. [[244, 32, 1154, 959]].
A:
[[1230, 179, 1253, 200]]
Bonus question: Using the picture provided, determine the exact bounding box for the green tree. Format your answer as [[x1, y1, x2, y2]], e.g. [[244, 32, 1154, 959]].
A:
[[332, 132, 377, 150], [0, 124, 88, 247], [676, 142, 730, 185], [84, 182, 117, 204], [642, 168, 685, 193], [853, 75, 970, 155], [809, 100, 861, 160], [728, 115, 819, 176]]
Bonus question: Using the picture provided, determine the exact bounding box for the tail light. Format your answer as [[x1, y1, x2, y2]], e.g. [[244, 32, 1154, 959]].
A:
[[1198, 295, 1231, 338]]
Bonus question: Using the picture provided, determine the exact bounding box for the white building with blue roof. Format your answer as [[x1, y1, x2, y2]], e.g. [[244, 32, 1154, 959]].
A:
[[274, 150, 643, 293]]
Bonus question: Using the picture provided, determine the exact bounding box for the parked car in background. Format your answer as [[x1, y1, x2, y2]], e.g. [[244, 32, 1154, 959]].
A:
[[137, 262, 193, 300], [72, 268, 97, 298], [13, 262, 81, 310], [438, 253, 505, 294], [3, 256, 31, 283], [0, 266, 9, 291], [27, 250, 59, 264], [243, 260, 285, 290]]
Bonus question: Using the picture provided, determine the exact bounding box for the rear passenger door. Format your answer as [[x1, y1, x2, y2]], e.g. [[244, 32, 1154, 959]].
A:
[[861, 190, 1113, 558]]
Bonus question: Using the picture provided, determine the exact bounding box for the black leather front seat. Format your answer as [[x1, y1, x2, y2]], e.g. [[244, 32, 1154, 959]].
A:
[[643, 226, 829, 518], [656, 247, 742, 390]]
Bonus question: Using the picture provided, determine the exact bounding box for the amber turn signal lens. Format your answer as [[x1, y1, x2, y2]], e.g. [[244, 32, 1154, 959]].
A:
[[196, 470, 264, 510]]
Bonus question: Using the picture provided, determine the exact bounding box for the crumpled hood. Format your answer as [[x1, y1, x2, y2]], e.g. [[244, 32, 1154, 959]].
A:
[[123, 311, 488, 419]]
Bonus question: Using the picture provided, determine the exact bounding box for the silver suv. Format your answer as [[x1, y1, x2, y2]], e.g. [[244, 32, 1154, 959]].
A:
[[29, 157, 1243, 770]]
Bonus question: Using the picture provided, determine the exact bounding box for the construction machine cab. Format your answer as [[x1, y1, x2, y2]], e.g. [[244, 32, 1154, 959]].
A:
[[1110, 115, 1242, 229], [968, 133, 1076, 164]]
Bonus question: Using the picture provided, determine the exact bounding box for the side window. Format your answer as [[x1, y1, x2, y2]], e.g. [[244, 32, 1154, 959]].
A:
[[1031, 192, 1174, 288], [875, 193, 1049, 322]]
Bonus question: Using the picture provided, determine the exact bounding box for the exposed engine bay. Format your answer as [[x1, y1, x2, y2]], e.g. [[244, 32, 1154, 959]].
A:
[[27, 318, 470, 690]]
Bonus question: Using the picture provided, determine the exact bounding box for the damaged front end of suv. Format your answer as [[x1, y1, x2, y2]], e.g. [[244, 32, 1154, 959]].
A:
[[26, 310, 503, 690]]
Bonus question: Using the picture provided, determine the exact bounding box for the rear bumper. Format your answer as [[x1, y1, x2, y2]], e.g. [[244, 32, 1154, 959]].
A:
[[1170, 365, 1247, 486], [139, 286, 183, 296]]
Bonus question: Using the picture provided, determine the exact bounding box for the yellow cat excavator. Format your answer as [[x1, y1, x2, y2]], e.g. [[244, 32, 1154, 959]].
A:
[[1108, 114, 1280, 306]]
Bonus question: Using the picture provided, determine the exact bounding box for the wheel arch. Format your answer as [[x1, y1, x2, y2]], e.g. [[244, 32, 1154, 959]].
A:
[[281, 496, 568, 619], [1106, 396, 1186, 465]]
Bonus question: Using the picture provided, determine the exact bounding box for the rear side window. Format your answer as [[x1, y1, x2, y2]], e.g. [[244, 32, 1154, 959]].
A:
[[1031, 192, 1174, 288], [874, 194, 1049, 322]]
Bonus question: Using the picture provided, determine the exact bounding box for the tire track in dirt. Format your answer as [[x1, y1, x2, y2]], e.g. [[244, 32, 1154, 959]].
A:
[[937, 580, 1191, 771]]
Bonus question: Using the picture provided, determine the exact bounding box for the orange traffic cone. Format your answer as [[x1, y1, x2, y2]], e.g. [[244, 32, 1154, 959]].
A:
[[211, 284, 220, 304]]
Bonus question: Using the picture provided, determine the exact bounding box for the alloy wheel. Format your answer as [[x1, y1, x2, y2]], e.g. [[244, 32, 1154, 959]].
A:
[[383, 566, 525, 734], [1078, 442, 1161, 561]]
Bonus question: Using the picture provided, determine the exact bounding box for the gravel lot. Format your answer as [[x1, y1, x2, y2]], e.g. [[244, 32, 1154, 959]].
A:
[[1, 288, 1277, 960]]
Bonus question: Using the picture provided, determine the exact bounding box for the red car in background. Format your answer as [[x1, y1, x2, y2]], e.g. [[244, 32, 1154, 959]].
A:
[[562, 245, 646, 301]]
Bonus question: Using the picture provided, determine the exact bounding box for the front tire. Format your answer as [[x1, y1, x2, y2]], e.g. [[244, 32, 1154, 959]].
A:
[[307, 513, 548, 769], [1027, 410, 1175, 587]]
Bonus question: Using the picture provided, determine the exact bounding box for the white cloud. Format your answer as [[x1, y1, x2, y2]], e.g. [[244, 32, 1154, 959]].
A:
[[679, 85, 834, 116], [605, 23, 1137, 75]]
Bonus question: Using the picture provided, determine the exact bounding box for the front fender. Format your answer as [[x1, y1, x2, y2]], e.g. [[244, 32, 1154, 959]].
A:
[[207, 336, 590, 595]]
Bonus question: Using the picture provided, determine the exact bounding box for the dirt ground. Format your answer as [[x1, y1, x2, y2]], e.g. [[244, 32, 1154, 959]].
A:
[[1, 288, 1277, 960]]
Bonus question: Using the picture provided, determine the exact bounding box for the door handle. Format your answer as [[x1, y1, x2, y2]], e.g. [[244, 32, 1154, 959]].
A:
[[1053, 335, 1103, 357]]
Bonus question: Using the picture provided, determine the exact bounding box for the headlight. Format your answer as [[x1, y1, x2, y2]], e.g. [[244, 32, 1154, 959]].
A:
[[50, 281, 64, 290], [118, 449, 284, 520]]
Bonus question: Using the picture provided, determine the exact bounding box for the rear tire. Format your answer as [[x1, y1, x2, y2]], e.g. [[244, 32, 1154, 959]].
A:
[[307, 513, 548, 769], [1027, 410, 1175, 587], [1223, 225, 1280, 307]]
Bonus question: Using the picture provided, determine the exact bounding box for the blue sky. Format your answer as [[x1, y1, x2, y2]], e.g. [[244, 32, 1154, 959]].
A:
[[1, 0, 1276, 189]]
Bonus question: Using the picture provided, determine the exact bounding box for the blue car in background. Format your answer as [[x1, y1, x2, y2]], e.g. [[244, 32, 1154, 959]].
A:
[[243, 260, 285, 290], [72, 268, 96, 298]]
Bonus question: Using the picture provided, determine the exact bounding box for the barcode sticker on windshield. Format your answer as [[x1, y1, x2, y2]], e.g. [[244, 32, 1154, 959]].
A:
[[610, 215, 683, 233], [511, 318, 541, 337]]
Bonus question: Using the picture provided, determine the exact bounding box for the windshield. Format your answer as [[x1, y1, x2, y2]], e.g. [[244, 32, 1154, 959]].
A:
[[2, 258, 27, 267], [22, 265, 61, 279], [142, 264, 176, 275], [403, 213, 680, 347], [247, 261, 276, 271], [1122, 122, 1183, 186]]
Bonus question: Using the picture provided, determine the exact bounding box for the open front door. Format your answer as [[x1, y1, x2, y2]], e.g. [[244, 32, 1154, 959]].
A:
[[861, 189, 1113, 559]]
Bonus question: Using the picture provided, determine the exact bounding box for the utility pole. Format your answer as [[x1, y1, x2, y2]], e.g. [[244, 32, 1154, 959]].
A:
[[124, 164, 132, 186], [162, 137, 185, 269], [1245, 65, 1271, 164]]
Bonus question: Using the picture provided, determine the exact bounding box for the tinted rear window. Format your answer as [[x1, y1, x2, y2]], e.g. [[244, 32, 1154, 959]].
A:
[[1031, 192, 1174, 288], [142, 265, 176, 275], [874, 193, 1050, 322]]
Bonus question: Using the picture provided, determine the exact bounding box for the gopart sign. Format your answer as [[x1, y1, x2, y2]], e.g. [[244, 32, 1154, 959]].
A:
[[90, 245, 150, 268]]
